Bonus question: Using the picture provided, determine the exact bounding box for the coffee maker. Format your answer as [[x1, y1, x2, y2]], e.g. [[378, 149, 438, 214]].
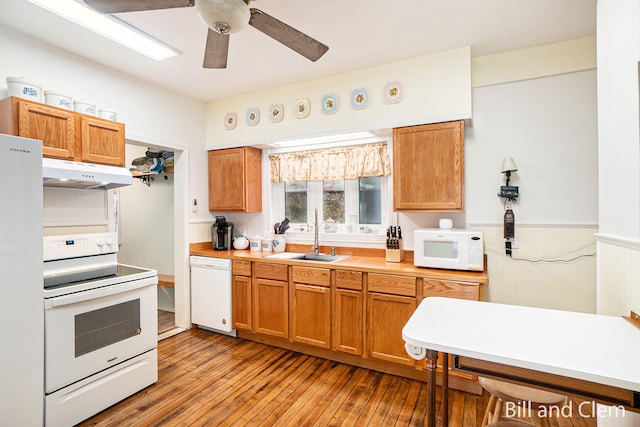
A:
[[212, 216, 234, 250]]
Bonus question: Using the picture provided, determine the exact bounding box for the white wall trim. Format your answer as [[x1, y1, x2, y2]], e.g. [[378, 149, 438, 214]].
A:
[[595, 233, 640, 251]]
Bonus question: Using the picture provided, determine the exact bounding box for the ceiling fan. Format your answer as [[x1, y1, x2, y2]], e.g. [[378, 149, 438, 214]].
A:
[[83, 0, 329, 69]]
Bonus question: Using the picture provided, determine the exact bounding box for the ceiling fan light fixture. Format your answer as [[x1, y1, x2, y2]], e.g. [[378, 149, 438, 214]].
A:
[[196, 0, 250, 34]]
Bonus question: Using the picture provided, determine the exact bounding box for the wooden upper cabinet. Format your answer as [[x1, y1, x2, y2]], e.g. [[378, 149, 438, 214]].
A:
[[80, 116, 125, 167], [393, 120, 464, 212], [208, 146, 262, 212], [0, 97, 125, 166], [1, 97, 76, 160]]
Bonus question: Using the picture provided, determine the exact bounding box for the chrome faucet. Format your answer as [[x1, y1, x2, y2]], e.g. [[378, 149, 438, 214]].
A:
[[312, 208, 319, 255]]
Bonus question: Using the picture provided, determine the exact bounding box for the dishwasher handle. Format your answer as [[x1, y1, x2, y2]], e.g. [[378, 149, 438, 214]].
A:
[[189, 256, 232, 270]]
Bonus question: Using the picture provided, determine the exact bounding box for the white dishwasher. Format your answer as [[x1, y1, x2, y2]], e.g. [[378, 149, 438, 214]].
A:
[[190, 256, 236, 336]]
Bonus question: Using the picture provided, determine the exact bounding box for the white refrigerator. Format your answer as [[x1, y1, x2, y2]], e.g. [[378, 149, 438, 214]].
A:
[[0, 134, 44, 426]]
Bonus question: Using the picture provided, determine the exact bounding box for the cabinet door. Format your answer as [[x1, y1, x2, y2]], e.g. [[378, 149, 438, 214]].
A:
[[332, 288, 363, 355], [423, 279, 481, 301], [253, 278, 288, 338], [208, 147, 262, 212], [80, 116, 125, 166], [367, 292, 416, 366], [17, 101, 76, 160], [232, 275, 252, 331], [290, 283, 331, 348], [393, 120, 464, 211]]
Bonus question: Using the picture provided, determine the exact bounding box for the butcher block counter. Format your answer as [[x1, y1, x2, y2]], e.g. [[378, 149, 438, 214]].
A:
[[189, 242, 489, 284], [189, 241, 488, 394]]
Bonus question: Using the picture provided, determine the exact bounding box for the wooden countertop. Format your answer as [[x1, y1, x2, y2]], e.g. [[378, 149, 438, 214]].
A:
[[190, 242, 488, 284]]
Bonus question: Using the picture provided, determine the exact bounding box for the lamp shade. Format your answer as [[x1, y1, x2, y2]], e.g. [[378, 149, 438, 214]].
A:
[[501, 157, 518, 173], [196, 0, 250, 34]]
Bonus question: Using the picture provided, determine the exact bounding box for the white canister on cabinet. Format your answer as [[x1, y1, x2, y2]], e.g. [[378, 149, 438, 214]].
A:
[[7, 77, 42, 102], [44, 91, 72, 110]]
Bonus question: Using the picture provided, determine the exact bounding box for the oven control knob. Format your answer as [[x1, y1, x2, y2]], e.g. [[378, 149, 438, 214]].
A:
[[97, 239, 104, 247], [106, 238, 113, 246]]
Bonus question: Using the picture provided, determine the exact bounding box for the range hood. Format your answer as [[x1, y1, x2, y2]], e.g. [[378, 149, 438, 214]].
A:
[[43, 158, 132, 190]]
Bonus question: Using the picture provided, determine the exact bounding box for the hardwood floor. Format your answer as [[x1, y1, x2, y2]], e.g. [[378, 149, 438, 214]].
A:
[[79, 329, 597, 427]]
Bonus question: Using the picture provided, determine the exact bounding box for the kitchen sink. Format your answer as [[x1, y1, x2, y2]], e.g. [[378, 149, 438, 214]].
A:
[[262, 252, 349, 263]]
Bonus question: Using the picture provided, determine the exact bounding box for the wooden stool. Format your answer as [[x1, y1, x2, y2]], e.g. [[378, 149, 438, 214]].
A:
[[479, 377, 567, 427]]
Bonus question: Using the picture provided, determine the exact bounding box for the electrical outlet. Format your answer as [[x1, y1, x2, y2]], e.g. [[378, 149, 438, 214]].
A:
[[505, 235, 519, 249]]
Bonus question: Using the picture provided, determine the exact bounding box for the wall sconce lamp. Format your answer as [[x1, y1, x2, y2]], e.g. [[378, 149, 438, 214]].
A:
[[498, 157, 519, 202]]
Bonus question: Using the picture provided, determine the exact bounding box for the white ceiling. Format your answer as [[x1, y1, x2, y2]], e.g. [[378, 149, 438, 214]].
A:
[[0, 0, 596, 102]]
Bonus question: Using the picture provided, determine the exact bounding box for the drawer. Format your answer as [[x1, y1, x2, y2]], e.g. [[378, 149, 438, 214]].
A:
[[335, 270, 363, 290], [368, 273, 416, 297], [292, 266, 330, 287], [232, 260, 252, 276], [254, 262, 288, 281], [423, 279, 480, 301]]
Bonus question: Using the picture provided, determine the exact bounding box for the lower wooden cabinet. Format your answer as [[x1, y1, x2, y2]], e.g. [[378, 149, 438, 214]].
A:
[[224, 258, 485, 393], [290, 266, 331, 348], [232, 260, 252, 331], [290, 283, 331, 348], [253, 278, 288, 338], [332, 270, 364, 355], [366, 292, 416, 367], [332, 288, 363, 355], [232, 274, 252, 331]]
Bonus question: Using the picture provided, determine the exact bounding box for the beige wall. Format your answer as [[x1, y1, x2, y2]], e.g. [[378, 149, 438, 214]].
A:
[[478, 226, 596, 313], [205, 47, 472, 148]]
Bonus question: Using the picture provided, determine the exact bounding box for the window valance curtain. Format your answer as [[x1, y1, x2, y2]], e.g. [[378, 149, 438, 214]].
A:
[[269, 142, 391, 183]]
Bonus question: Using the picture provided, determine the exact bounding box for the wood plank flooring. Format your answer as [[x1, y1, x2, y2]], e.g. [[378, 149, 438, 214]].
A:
[[79, 329, 597, 427]]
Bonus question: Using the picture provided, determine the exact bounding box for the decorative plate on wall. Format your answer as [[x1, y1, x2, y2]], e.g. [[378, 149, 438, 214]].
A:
[[246, 108, 260, 126], [383, 81, 403, 104], [351, 88, 369, 110], [294, 98, 310, 118], [224, 112, 237, 130], [269, 103, 284, 123], [321, 94, 339, 115]]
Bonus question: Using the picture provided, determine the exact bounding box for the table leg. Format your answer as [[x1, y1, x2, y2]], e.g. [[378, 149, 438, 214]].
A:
[[425, 349, 439, 427], [442, 352, 449, 427]]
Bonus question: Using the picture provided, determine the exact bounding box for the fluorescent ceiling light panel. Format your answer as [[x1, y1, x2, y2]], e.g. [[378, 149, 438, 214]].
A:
[[27, 0, 179, 61]]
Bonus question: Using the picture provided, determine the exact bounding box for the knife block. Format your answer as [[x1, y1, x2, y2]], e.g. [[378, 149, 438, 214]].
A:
[[385, 238, 405, 262]]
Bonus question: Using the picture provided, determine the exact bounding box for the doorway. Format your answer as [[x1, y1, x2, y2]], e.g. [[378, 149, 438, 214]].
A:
[[118, 138, 190, 340]]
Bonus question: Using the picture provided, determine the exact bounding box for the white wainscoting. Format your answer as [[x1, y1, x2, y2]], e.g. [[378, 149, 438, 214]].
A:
[[596, 238, 640, 316]]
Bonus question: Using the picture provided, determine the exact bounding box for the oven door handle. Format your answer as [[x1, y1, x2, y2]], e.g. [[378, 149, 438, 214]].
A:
[[44, 276, 158, 309]]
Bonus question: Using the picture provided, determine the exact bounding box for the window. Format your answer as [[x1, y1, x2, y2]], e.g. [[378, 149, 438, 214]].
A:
[[273, 176, 387, 232], [359, 177, 382, 224], [269, 141, 391, 236], [323, 180, 345, 223], [284, 181, 307, 223]]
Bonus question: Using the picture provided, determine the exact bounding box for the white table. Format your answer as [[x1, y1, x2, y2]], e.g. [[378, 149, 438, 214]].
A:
[[403, 297, 640, 427]]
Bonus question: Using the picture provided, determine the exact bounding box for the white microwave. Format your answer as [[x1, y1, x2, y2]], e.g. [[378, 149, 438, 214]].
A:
[[413, 228, 484, 271]]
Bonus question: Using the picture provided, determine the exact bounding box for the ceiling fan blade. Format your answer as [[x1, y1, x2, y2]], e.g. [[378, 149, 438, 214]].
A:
[[249, 9, 329, 62], [84, 0, 194, 14], [203, 29, 229, 69]]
